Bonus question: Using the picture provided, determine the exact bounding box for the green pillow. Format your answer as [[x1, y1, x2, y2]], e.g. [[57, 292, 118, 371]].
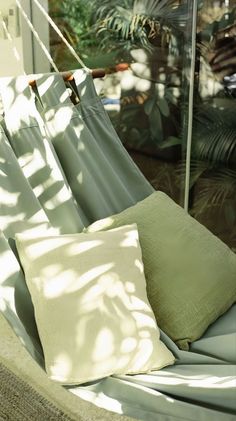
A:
[[86, 191, 236, 350]]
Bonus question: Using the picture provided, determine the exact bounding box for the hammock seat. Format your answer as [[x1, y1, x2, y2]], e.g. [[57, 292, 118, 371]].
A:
[[0, 70, 235, 421]]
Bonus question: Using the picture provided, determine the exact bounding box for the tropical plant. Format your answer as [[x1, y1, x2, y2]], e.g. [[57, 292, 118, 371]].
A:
[[49, 0, 94, 50], [191, 100, 236, 167], [90, 0, 189, 53], [47, 0, 236, 248], [89, 0, 188, 155]]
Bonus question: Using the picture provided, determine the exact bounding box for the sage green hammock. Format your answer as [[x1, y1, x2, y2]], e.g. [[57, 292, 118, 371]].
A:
[[0, 69, 235, 421]]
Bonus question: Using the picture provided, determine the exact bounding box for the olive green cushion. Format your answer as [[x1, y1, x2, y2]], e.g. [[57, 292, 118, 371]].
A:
[[86, 191, 236, 350]]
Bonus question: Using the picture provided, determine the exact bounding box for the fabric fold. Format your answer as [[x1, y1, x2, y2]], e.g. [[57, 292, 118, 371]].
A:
[[35, 72, 153, 225], [0, 76, 83, 234]]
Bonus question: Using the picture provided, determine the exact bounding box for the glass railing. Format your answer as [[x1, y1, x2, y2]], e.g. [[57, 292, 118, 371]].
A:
[[48, 0, 236, 249]]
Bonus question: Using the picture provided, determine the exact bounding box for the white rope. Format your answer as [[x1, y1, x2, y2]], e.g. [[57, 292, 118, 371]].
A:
[[32, 0, 89, 71], [15, 0, 59, 73], [0, 9, 25, 72]]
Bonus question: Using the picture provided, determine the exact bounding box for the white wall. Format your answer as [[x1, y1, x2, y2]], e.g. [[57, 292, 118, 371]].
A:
[[0, 0, 49, 77], [0, 0, 25, 76]]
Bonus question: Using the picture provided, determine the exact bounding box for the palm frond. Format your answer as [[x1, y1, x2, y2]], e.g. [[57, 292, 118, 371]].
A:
[[175, 159, 209, 189], [90, 0, 187, 52], [191, 169, 236, 216], [133, 0, 189, 28], [133, 0, 177, 16], [192, 102, 236, 167]]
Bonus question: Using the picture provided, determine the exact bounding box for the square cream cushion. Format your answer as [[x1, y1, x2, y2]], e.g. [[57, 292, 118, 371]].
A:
[[15, 224, 175, 385], [85, 192, 236, 350]]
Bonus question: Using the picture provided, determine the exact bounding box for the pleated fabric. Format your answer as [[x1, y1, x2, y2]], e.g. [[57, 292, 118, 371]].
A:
[[0, 124, 47, 365], [73, 68, 153, 204], [0, 76, 84, 234], [0, 123, 50, 239], [35, 71, 153, 225]]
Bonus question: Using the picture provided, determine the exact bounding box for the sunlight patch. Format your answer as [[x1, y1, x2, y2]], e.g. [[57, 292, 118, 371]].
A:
[[68, 239, 103, 255], [0, 81, 14, 108], [135, 258, 144, 273], [121, 337, 137, 353], [23, 237, 72, 260], [59, 90, 69, 104], [136, 76, 151, 92], [70, 389, 123, 415], [54, 106, 73, 133], [133, 339, 153, 368], [93, 328, 114, 361], [189, 376, 236, 389], [40, 263, 62, 279], [0, 249, 21, 282], [120, 318, 136, 336], [20, 149, 45, 179], [99, 273, 122, 298], [120, 228, 138, 247], [50, 353, 72, 382], [0, 188, 20, 206], [77, 171, 83, 184], [79, 263, 114, 289], [43, 269, 80, 298], [0, 286, 17, 312], [133, 311, 157, 328], [121, 72, 135, 90], [131, 48, 148, 63], [87, 217, 114, 232], [37, 76, 54, 97], [0, 212, 26, 232], [125, 281, 135, 293]]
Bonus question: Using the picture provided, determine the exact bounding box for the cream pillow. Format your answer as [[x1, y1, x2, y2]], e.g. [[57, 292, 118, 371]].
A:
[[15, 224, 174, 385]]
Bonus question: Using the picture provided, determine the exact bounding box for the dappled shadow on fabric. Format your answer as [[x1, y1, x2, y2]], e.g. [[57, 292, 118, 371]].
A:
[[0, 76, 83, 234], [35, 71, 153, 226], [0, 230, 44, 367], [15, 225, 174, 385], [0, 125, 50, 239]]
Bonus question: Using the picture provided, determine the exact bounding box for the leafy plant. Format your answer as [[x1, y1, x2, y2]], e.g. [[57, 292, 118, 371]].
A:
[[49, 0, 100, 67], [90, 0, 189, 53], [191, 168, 236, 215], [191, 100, 236, 168]]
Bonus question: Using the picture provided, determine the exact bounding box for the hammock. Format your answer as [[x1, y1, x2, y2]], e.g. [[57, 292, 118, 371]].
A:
[[0, 3, 235, 421], [0, 72, 235, 421]]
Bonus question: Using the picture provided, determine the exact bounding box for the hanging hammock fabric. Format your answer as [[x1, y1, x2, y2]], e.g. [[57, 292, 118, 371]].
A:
[[0, 76, 84, 234], [73, 69, 153, 203], [0, 122, 50, 239], [34, 70, 154, 223], [0, 73, 235, 421], [0, 123, 48, 364]]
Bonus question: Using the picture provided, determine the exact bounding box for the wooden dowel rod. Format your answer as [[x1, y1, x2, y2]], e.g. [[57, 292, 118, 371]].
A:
[[28, 63, 129, 87]]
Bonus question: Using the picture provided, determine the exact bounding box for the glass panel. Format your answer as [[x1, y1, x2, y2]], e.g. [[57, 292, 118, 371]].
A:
[[190, 0, 236, 249], [48, 0, 196, 206], [47, 1, 235, 247]]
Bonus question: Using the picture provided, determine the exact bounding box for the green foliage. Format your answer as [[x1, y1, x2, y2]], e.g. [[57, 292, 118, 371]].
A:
[[49, 0, 97, 55], [90, 0, 188, 53], [192, 100, 236, 168], [191, 168, 236, 218]]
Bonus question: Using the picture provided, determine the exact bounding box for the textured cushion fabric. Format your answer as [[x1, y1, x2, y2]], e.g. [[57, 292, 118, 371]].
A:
[[15, 225, 174, 385], [86, 191, 236, 350]]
